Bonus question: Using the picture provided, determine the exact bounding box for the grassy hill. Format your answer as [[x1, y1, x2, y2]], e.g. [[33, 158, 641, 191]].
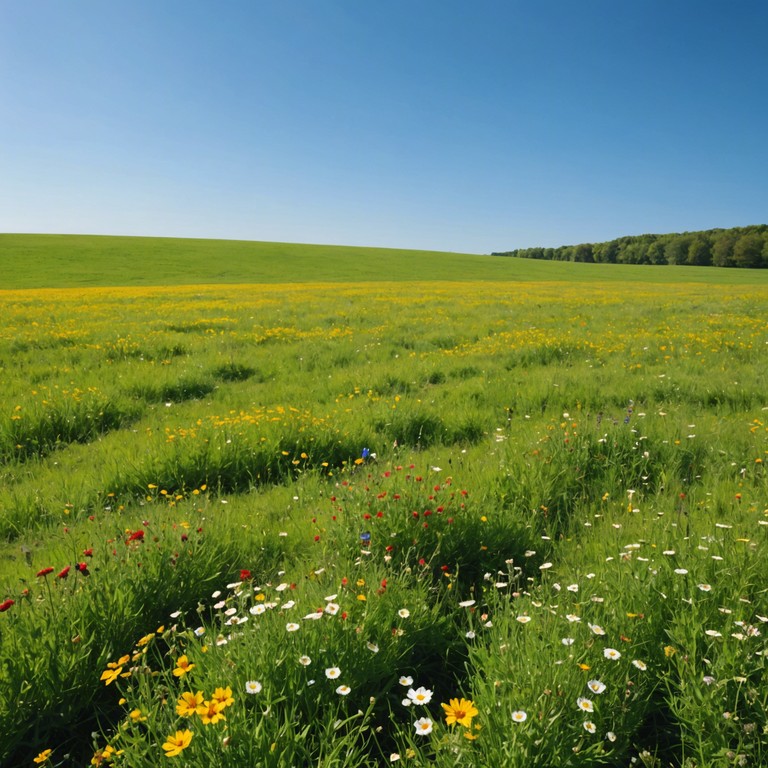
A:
[[3, 233, 768, 288]]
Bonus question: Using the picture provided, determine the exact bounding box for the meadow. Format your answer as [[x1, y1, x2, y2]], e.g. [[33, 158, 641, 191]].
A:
[[1, 236, 767, 767]]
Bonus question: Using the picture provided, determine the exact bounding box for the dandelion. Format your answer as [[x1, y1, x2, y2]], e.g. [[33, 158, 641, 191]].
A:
[[245, 680, 262, 694], [442, 697, 478, 727], [173, 655, 195, 677], [603, 648, 621, 661], [336, 684, 352, 696], [587, 680, 606, 694], [325, 666, 341, 679], [408, 686, 433, 705], [511, 710, 527, 723], [176, 691, 204, 716], [413, 717, 433, 736], [583, 721, 597, 734]]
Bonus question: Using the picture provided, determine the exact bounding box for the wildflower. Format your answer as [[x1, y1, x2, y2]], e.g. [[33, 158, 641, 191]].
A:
[[100, 665, 123, 686], [325, 602, 340, 615], [413, 717, 433, 735], [399, 675, 413, 686], [162, 729, 193, 757], [458, 599, 476, 608], [398, 608, 410, 618], [516, 615, 532, 624], [606, 731, 617, 742], [173, 656, 195, 677], [664, 645, 677, 657], [603, 648, 621, 661], [57, 566, 71, 579], [211, 686, 234, 708], [0, 599, 14, 612], [577, 697, 594, 712], [583, 720, 597, 734], [33, 749, 52, 764], [442, 697, 478, 727], [408, 686, 433, 705], [336, 684, 352, 695], [632, 659, 647, 671], [286, 622, 300, 632], [325, 666, 341, 679], [511, 710, 527, 723], [366, 641, 379, 653], [587, 680, 606, 694], [562, 638, 575, 646], [176, 691, 204, 716], [588, 623, 606, 636], [36, 567, 54, 578], [129, 708, 146, 722], [197, 699, 226, 725], [245, 680, 262, 694]]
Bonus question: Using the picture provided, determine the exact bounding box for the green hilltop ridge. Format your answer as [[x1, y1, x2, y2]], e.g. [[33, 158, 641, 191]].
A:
[[494, 224, 768, 268], [2, 232, 768, 289]]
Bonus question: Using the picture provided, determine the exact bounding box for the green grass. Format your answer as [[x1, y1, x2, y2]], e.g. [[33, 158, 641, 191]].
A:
[[3, 233, 768, 288], [1, 235, 767, 767]]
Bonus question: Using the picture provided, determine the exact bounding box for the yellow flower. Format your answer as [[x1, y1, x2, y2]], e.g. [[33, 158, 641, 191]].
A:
[[162, 729, 193, 757], [173, 655, 195, 677], [664, 645, 677, 658], [100, 666, 123, 686], [197, 699, 227, 725], [357, 594, 367, 601], [33, 749, 52, 764], [136, 632, 155, 647], [130, 708, 147, 722], [442, 697, 479, 728], [176, 691, 204, 717], [211, 686, 234, 709]]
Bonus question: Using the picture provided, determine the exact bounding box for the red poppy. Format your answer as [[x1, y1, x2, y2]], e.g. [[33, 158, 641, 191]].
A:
[[57, 566, 71, 579], [240, 569, 252, 581], [126, 530, 145, 543], [83, 548, 94, 557], [0, 599, 14, 612], [76, 563, 90, 576], [36, 567, 55, 577]]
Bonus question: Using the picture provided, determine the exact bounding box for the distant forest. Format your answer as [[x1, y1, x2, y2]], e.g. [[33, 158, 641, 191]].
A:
[[493, 224, 768, 268]]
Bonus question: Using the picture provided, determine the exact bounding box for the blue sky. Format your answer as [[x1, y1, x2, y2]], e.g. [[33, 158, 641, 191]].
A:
[[1, 1, 766, 253]]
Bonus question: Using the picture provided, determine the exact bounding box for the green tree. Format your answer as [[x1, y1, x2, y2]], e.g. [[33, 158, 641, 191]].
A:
[[665, 236, 693, 265], [733, 233, 763, 267], [712, 234, 736, 267], [687, 237, 712, 266], [646, 241, 668, 265]]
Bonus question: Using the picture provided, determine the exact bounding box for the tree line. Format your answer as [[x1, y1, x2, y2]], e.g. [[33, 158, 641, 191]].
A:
[[493, 224, 768, 268]]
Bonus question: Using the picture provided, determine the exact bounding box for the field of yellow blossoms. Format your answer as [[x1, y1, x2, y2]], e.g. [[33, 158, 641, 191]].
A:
[[1, 280, 767, 767]]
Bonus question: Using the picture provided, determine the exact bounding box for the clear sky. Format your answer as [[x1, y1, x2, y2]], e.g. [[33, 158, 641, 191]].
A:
[[1, 1, 766, 254]]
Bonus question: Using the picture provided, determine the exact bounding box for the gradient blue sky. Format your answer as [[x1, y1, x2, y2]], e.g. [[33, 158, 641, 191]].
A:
[[2, 1, 766, 253]]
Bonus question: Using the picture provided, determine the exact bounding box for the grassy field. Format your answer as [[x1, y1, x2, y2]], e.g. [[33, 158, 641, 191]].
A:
[[3, 233, 768, 287], [1, 235, 767, 767]]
